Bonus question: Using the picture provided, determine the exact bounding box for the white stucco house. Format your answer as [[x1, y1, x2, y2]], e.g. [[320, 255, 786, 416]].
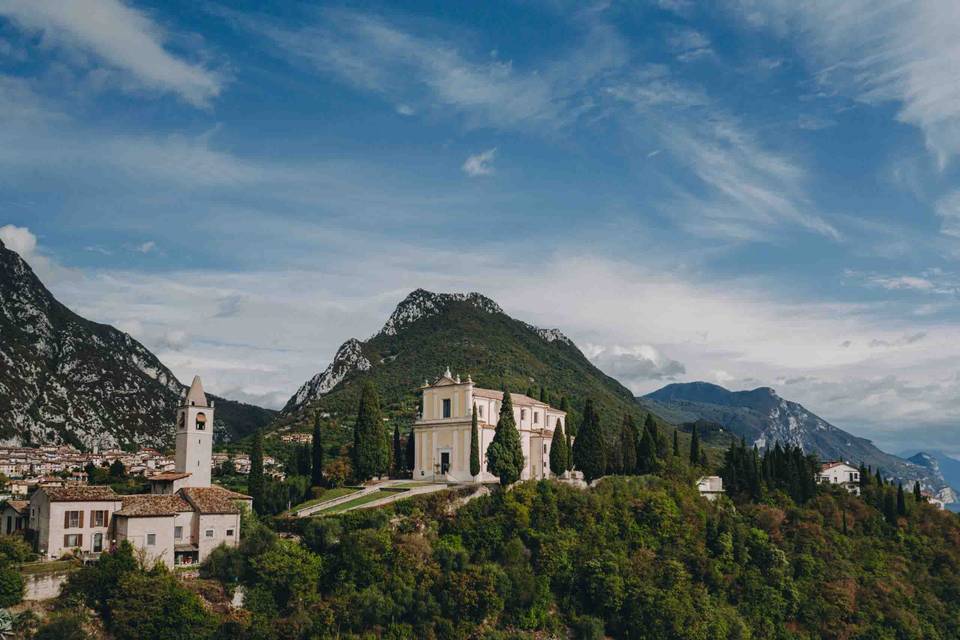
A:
[[696, 475, 724, 501], [816, 461, 861, 495], [28, 376, 252, 566], [413, 370, 566, 483]]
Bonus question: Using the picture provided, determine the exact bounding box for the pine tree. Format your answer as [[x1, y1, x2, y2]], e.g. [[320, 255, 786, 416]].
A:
[[572, 398, 606, 483], [913, 480, 923, 502], [249, 429, 265, 514], [393, 423, 403, 476], [470, 404, 481, 477], [352, 381, 388, 481], [620, 415, 638, 475], [672, 429, 680, 457], [689, 424, 701, 466], [549, 418, 568, 477], [486, 388, 525, 486], [897, 482, 906, 516], [310, 412, 324, 487]]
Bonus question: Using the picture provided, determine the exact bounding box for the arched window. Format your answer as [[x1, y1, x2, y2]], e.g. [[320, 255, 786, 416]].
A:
[[178, 414, 185, 430], [195, 412, 207, 431]]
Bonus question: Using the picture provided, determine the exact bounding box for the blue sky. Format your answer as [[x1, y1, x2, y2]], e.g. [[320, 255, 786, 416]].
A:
[[3, 0, 960, 455]]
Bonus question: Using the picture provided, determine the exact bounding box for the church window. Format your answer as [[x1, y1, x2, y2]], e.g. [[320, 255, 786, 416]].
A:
[[521, 409, 527, 421], [478, 406, 484, 419], [178, 414, 185, 430], [147, 533, 156, 546], [442, 399, 451, 418], [534, 412, 539, 424], [196, 413, 207, 431]]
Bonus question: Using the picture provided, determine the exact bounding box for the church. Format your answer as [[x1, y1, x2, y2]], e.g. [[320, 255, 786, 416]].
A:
[[413, 370, 566, 483], [28, 376, 252, 567]]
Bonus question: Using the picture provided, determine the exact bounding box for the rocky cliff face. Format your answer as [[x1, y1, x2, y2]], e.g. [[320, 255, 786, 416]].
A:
[[643, 382, 958, 502], [0, 240, 273, 448]]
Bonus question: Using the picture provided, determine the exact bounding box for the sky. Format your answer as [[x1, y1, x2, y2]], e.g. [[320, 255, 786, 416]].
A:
[[3, 0, 960, 456]]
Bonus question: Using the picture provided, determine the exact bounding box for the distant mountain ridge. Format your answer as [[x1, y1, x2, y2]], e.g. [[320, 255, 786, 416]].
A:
[[0, 239, 274, 449], [280, 288, 645, 434], [642, 381, 957, 502]]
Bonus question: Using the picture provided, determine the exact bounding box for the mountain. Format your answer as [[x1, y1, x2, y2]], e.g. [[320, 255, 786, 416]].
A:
[[642, 381, 958, 502], [279, 288, 652, 435], [901, 451, 960, 510], [0, 239, 274, 449]]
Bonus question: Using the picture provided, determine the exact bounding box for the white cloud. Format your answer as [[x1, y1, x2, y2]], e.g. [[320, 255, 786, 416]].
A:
[[0, 224, 37, 258], [0, 223, 73, 283], [137, 240, 157, 254], [586, 343, 686, 392], [0, 0, 221, 107], [462, 148, 497, 177], [733, 0, 960, 167]]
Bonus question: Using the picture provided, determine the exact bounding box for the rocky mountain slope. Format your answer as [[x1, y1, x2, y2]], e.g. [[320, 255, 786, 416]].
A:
[[0, 239, 273, 449], [642, 382, 957, 502], [280, 288, 649, 435]]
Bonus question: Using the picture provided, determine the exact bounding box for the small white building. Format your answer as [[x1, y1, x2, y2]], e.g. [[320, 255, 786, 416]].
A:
[[816, 461, 861, 495], [413, 370, 565, 483], [28, 376, 252, 566], [696, 476, 724, 501]]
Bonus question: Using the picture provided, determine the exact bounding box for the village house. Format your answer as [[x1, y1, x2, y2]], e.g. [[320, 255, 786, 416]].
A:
[[816, 461, 861, 495], [413, 369, 565, 483], [696, 475, 724, 501], [0, 500, 29, 535], [27, 376, 252, 566]]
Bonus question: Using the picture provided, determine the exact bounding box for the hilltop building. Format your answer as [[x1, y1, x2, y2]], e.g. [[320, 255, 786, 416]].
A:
[[816, 461, 861, 495], [696, 476, 724, 501], [27, 376, 252, 566], [413, 369, 565, 482]]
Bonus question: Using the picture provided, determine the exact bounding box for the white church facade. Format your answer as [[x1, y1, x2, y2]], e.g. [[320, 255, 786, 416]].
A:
[[413, 370, 566, 483], [28, 376, 252, 566]]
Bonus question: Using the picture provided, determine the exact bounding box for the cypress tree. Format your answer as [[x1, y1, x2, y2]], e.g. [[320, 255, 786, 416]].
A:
[[248, 429, 265, 514], [689, 424, 701, 466], [470, 404, 481, 477], [883, 489, 897, 525], [406, 431, 416, 474], [565, 426, 573, 471], [486, 388, 525, 486], [352, 381, 388, 481], [572, 398, 606, 483], [310, 412, 324, 487], [637, 421, 657, 474], [539, 387, 547, 403], [913, 480, 923, 502], [897, 482, 906, 516], [875, 468, 883, 486], [549, 418, 568, 477], [672, 429, 680, 457], [620, 415, 638, 475], [393, 423, 403, 476]]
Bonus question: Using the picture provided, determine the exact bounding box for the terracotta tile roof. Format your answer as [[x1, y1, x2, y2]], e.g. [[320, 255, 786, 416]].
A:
[[179, 486, 251, 514], [821, 461, 855, 472], [116, 494, 193, 517], [471, 388, 557, 409], [3, 500, 28, 514], [148, 472, 192, 481], [43, 486, 119, 502]]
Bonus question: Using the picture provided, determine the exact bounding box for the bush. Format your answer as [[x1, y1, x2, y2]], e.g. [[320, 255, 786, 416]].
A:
[[0, 535, 33, 563], [0, 563, 24, 607], [33, 609, 89, 640]]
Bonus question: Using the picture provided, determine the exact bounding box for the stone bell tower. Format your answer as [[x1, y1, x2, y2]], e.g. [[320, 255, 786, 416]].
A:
[[175, 375, 213, 488]]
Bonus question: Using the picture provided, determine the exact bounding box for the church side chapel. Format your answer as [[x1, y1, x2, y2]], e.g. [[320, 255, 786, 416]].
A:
[[413, 369, 566, 483], [28, 376, 252, 567]]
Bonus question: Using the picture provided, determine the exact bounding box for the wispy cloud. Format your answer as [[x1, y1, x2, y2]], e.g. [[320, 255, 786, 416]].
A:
[[228, 8, 627, 132], [462, 148, 497, 177], [734, 0, 960, 168], [0, 0, 222, 107]]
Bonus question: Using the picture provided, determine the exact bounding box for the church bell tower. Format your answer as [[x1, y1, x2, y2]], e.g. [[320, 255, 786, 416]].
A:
[[175, 375, 213, 488]]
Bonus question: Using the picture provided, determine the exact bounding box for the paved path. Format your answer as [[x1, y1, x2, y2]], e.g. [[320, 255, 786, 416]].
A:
[[292, 480, 451, 517]]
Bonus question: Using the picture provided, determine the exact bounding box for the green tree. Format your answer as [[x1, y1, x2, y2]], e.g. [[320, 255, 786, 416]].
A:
[[393, 422, 403, 476], [470, 404, 481, 477], [620, 415, 638, 475], [108, 570, 217, 640], [33, 610, 89, 640], [913, 480, 923, 502], [637, 420, 657, 474], [883, 489, 898, 525], [572, 398, 605, 483], [311, 412, 324, 487], [672, 429, 680, 457], [549, 418, 568, 477], [108, 459, 126, 480], [897, 482, 907, 516], [486, 387, 525, 486], [0, 562, 23, 607], [248, 429, 265, 514], [352, 381, 389, 481], [689, 424, 701, 467], [405, 430, 416, 473]]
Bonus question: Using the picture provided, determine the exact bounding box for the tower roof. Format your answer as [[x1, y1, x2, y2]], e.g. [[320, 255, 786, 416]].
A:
[[184, 375, 208, 407]]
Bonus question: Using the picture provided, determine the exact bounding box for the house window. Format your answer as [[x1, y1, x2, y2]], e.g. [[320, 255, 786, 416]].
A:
[[146, 533, 156, 546], [91, 510, 107, 527], [205, 529, 214, 538], [63, 534, 82, 548], [226, 529, 235, 537], [442, 399, 451, 418], [65, 510, 82, 529], [174, 526, 183, 540]]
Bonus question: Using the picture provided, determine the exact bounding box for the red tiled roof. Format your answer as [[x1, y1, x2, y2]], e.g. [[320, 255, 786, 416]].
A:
[[2, 500, 28, 514], [179, 486, 251, 514], [116, 494, 192, 517], [43, 486, 119, 502], [148, 472, 191, 481]]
